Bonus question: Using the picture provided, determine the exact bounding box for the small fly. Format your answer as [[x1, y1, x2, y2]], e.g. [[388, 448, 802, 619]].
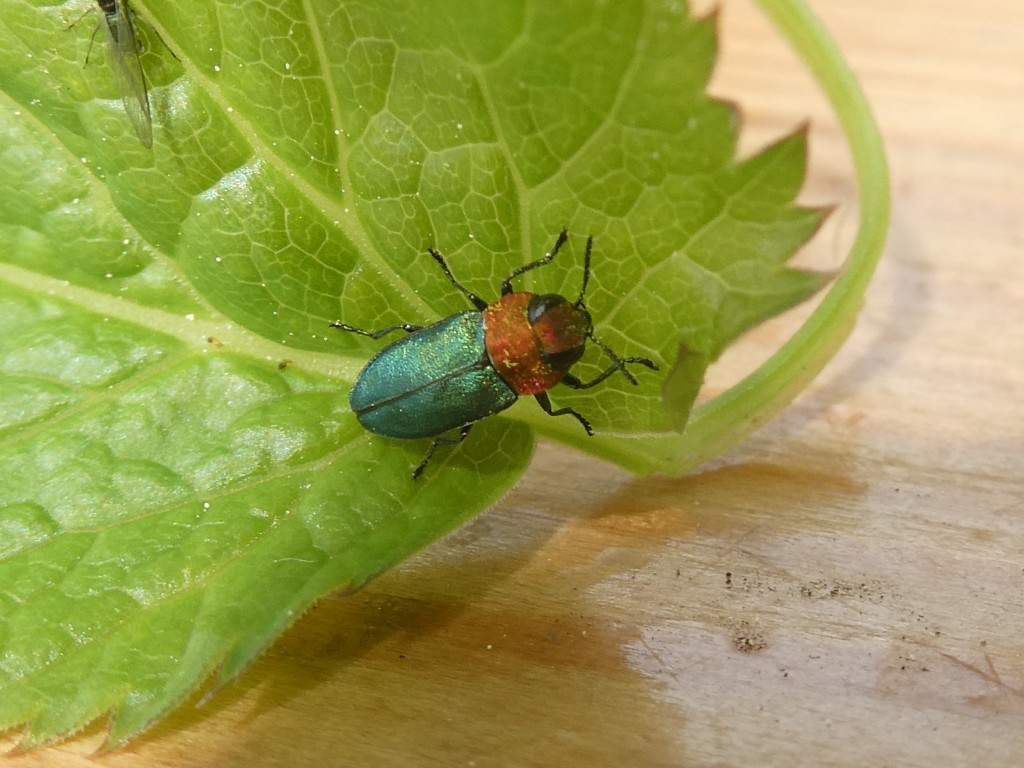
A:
[[84, 0, 153, 147]]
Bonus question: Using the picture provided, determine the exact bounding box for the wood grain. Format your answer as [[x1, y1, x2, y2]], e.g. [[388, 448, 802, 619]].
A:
[[8, 0, 1024, 765]]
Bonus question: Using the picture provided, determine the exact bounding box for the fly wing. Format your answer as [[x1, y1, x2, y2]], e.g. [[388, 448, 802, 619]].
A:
[[101, 1, 153, 147]]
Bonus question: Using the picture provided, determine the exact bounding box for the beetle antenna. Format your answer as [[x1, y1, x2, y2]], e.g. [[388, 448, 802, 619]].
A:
[[575, 235, 594, 308]]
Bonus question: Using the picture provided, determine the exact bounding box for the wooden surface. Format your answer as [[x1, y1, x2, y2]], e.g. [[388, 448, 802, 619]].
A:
[[9, 0, 1024, 764]]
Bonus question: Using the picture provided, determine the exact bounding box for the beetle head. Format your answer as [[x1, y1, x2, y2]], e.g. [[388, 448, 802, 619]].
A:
[[527, 293, 592, 373]]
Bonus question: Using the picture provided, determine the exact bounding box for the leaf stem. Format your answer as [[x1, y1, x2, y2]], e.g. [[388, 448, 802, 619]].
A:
[[580, 0, 891, 475]]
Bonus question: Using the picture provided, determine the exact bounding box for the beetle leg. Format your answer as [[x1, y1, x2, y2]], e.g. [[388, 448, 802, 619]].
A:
[[428, 248, 488, 310], [563, 334, 659, 387], [499, 228, 569, 296], [413, 424, 473, 479], [561, 357, 658, 389], [534, 392, 593, 436], [329, 321, 422, 339]]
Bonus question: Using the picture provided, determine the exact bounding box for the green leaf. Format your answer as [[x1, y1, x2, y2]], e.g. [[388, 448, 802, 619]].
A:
[[0, 0, 887, 748]]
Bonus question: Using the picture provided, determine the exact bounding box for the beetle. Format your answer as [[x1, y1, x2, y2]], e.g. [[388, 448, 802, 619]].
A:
[[330, 230, 658, 478]]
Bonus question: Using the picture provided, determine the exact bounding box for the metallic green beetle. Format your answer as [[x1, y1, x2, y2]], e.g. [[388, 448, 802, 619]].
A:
[[331, 231, 658, 478]]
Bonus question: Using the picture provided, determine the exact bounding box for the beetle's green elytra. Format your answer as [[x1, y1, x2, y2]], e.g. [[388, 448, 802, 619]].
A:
[[350, 312, 518, 439]]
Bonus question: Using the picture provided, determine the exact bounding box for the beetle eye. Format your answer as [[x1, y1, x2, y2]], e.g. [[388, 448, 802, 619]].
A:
[[528, 294, 568, 324]]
